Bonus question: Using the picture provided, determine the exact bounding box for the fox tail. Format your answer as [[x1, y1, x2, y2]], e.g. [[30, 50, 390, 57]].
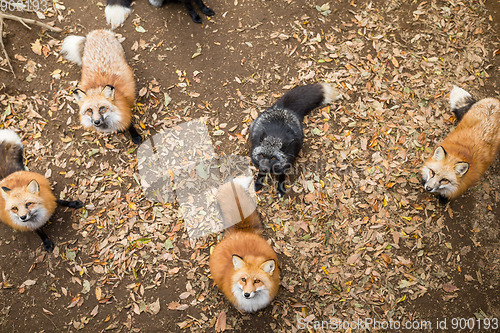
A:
[[216, 176, 262, 234], [105, 0, 132, 27], [61, 35, 86, 66], [274, 82, 340, 121], [449, 85, 476, 121], [0, 129, 25, 180]]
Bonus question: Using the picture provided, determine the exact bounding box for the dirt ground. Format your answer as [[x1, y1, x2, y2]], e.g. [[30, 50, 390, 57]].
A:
[[1, 0, 500, 332]]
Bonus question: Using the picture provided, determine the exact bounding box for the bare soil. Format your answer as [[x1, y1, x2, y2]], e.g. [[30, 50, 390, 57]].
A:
[[1, 0, 500, 332]]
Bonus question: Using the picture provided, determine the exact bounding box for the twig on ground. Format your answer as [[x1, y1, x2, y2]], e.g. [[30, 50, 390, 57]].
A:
[[0, 12, 62, 77]]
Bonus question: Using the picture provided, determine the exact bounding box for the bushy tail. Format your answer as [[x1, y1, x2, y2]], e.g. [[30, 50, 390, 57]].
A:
[[61, 35, 86, 66], [0, 129, 25, 180], [105, 0, 132, 27], [450, 85, 476, 121], [216, 176, 262, 234], [274, 82, 340, 121]]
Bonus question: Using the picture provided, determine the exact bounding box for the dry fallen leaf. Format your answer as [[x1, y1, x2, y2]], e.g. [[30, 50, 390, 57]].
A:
[[443, 283, 459, 293], [31, 39, 42, 55], [215, 311, 226, 332]]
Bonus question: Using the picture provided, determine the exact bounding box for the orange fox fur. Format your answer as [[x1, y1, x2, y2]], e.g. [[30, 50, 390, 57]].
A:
[[0, 171, 56, 232], [422, 87, 500, 202], [209, 177, 280, 313]]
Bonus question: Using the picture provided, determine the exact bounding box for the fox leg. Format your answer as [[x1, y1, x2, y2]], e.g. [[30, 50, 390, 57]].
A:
[[254, 172, 267, 192], [194, 0, 215, 16], [277, 174, 287, 197], [181, 0, 203, 23], [57, 199, 84, 209], [437, 194, 449, 205], [128, 124, 143, 144], [35, 229, 54, 252]]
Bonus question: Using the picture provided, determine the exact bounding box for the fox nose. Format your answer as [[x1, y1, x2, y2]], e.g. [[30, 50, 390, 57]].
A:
[[244, 293, 251, 298], [425, 186, 432, 192], [94, 119, 102, 126], [20, 215, 27, 221]]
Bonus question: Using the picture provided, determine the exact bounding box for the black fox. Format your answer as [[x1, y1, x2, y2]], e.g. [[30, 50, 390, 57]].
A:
[[106, 0, 214, 27], [249, 83, 339, 196]]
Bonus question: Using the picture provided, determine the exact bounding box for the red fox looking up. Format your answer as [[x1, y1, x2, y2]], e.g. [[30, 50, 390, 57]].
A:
[[209, 177, 280, 312], [421, 86, 500, 204], [0, 129, 83, 252], [61, 29, 142, 144]]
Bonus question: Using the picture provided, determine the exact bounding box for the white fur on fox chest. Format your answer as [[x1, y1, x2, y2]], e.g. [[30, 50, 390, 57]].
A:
[[231, 284, 271, 312]]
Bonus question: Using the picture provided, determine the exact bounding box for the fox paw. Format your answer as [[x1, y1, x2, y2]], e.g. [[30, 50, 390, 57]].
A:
[[202, 7, 215, 16], [437, 195, 449, 205], [191, 13, 203, 23], [69, 200, 84, 209], [254, 180, 263, 192], [43, 238, 54, 253], [132, 135, 143, 144], [277, 182, 288, 197]]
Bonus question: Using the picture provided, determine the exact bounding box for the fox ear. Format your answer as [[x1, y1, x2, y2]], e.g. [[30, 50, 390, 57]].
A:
[[433, 146, 447, 161], [1, 186, 11, 199], [260, 259, 276, 274], [232, 255, 245, 270], [284, 138, 299, 149], [259, 133, 266, 143], [454, 162, 469, 177], [27, 179, 40, 195], [101, 85, 115, 100], [73, 89, 86, 102]]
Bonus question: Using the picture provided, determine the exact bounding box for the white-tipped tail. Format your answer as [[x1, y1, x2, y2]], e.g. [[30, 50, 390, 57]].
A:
[[149, 0, 164, 7], [232, 176, 254, 193], [217, 177, 257, 226], [106, 4, 131, 27], [450, 85, 473, 111], [61, 35, 86, 66], [0, 129, 23, 147], [320, 82, 341, 105]]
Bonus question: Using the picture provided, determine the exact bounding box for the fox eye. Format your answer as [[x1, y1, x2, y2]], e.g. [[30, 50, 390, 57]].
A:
[[241, 278, 246, 283], [86, 108, 92, 115], [429, 169, 435, 177], [259, 154, 264, 158], [99, 106, 106, 113], [11, 207, 18, 213], [254, 279, 260, 284], [271, 157, 276, 160], [440, 178, 449, 184], [26, 202, 34, 208]]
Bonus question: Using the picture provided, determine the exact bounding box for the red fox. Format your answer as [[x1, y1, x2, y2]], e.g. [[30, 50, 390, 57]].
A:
[[421, 86, 500, 204], [209, 177, 280, 312], [0, 129, 83, 252], [60, 30, 142, 144]]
